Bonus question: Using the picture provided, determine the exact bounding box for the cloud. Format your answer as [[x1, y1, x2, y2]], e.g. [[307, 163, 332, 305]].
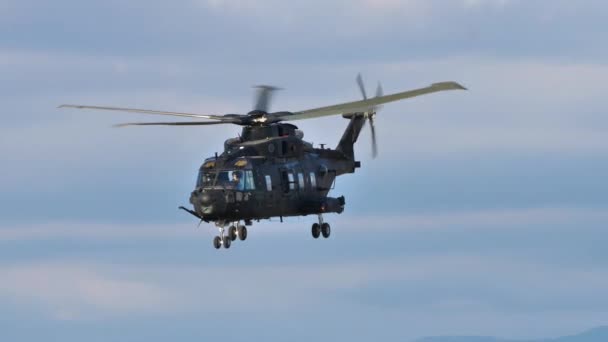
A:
[[2, 252, 608, 339], [0, 222, 198, 242], [0, 263, 180, 320], [462, 0, 513, 8], [2, 0, 606, 63]]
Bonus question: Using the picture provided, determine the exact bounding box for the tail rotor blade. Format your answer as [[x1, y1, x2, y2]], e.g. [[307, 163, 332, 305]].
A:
[[369, 81, 383, 158], [370, 116, 378, 158], [357, 74, 382, 158]]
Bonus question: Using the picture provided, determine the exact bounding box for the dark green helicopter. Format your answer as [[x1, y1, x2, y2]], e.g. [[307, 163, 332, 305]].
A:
[[60, 75, 465, 249]]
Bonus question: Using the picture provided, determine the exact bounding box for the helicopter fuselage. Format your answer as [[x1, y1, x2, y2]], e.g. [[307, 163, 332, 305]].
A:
[[187, 119, 363, 226]]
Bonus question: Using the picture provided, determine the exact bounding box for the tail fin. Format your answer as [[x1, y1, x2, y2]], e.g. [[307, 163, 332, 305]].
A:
[[336, 114, 366, 160]]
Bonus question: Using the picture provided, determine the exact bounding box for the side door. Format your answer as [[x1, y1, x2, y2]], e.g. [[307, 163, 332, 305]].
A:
[[279, 168, 299, 214], [263, 173, 274, 209]]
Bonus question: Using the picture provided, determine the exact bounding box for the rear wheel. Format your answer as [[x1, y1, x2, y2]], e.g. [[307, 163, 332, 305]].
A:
[[237, 225, 247, 241], [321, 223, 331, 238], [312, 223, 321, 239], [228, 226, 237, 241], [223, 236, 231, 249]]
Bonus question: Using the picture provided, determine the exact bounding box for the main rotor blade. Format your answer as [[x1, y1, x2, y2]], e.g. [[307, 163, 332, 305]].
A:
[[374, 82, 384, 111], [58, 104, 232, 121], [113, 121, 235, 128], [253, 85, 281, 112], [375, 82, 383, 98], [278, 81, 466, 122], [356, 73, 368, 100]]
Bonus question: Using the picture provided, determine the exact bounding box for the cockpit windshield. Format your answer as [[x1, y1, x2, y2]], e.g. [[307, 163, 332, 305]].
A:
[[197, 172, 216, 187], [197, 169, 256, 191]]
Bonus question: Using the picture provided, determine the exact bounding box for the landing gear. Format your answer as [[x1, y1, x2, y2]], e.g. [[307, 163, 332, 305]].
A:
[[313, 214, 331, 239], [212, 221, 248, 249], [213, 234, 232, 249], [212, 225, 231, 249]]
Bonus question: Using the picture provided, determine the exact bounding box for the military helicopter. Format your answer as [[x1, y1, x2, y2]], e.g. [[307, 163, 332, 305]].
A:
[[60, 75, 465, 249]]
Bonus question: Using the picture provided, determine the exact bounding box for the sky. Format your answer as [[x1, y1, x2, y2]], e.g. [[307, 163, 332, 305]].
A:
[[1, 0, 607, 341]]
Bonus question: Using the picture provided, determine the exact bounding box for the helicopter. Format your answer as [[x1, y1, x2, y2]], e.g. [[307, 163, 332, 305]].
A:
[[60, 75, 466, 249]]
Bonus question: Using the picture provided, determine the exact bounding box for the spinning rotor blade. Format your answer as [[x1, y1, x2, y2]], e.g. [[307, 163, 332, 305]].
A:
[[374, 82, 383, 111], [58, 104, 231, 121], [113, 121, 235, 128], [355, 74, 382, 158], [277, 81, 466, 122], [369, 82, 383, 158], [356, 73, 368, 100], [370, 120, 378, 158], [253, 85, 281, 112]]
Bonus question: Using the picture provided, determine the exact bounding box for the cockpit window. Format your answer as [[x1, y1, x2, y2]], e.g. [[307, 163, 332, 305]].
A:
[[200, 170, 255, 191], [197, 170, 216, 187]]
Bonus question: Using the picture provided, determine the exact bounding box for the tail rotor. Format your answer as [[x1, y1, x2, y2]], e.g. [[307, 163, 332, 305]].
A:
[[356, 74, 383, 158]]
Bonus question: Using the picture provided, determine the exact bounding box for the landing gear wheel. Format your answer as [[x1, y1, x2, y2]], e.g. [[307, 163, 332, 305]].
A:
[[237, 225, 247, 241], [223, 236, 231, 249], [228, 226, 237, 241], [321, 223, 331, 238], [213, 236, 222, 249], [312, 223, 321, 239]]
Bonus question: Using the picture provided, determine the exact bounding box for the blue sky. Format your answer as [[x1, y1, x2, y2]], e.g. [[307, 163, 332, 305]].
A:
[[1, 0, 608, 341]]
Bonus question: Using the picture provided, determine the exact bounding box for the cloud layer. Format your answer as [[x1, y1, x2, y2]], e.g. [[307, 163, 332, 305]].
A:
[[1, 207, 607, 340]]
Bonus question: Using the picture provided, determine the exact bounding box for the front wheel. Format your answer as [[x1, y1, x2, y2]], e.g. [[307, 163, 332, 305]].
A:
[[213, 236, 222, 249]]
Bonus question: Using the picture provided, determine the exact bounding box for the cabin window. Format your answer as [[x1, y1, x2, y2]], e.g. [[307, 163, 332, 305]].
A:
[[288, 173, 295, 190], [309, 172, 316, 188], [265, 175, 272, 191], [298, 173, 305, 189], [244, 170, 256, 190]]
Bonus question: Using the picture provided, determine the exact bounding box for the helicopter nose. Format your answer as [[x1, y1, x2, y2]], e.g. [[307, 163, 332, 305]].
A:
[[190, 189, 226, 217], [200, 193, 212, 205]]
